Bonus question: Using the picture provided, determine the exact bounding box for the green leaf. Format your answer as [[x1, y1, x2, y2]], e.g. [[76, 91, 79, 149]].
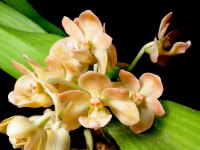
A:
[[102, 100, 200, 150], [0, 24, 63, 79], [1, 0, 65, 36], [0, 1, 46, 33]]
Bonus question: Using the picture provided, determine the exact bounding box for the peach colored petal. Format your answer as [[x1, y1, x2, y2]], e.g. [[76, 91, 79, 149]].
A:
[[49, 38, 71, 60], [73, 17, 79, 25], [139, 73, 163, 98], [168, 40, 191, 55], [101, 88, 129, 100], [130, 107, 154, 133], [162, 30, 178, 50], [78, 71, 111, 97], [112, 70, 140, 95], [8, 91, 52, 108], [79, 10, 102, 40], [25, 56, 65, 81], [92, 48, 107, 74], [13, 75, 33, 96], [146, 97, 165, 116], [44, 56, 66, 79], [107, 44, 117, 67], [79, 114, 112, 130], [59, 90, 91, 103], [158, 12, 173, 39], [12, 61, 37, 81], [0, 116, 18, 134], [7, 116, 37, 138], [93, 32, 112, 50], [24, 129, 47, 150], [104, 97, 140, 126], [9, 137, 26, 149], [158, 23, 170, 39], [70, 49, 92, 63], [62, 91, 90, 131], [62, 16, 84, 42], [61, 61, 81, 81], [150, 37, 159, 63]]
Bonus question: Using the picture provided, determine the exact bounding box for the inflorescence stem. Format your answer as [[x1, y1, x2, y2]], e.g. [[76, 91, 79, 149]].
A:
[[127, 41, 154, 71]]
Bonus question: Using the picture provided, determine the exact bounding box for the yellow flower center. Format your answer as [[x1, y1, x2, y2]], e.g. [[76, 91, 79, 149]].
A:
[[30, 81, 43, 94], [131, 93, 144, 105], [78, 40, 91, 50], [90, 97, 104, 110]]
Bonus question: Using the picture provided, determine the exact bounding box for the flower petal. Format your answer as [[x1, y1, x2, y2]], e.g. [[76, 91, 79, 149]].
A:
[[146, 97, 165, 116], [158, 12, 172, 39], [78, 71, 111, 97], [49, 38, 71, 60], [62, 16, 84, 42], [101, 88, 129, 100], [93, 32, 112, 50], [8, 91, 52, 108], [112, 70, 140, 95], [79, 10, 102, 40], [45, 128, 70, 150], [62, 90, 91, 131], [61, 61, 81, 81], [70, 48, 92, 63], [24, 129, 47, 150], [7, 116, 37, 138], [139, 73, 163, 98], [130, 107, 154, 133], [103, 88, 140, 126], [9, 137, 26, 149], [107, 44, 117, 67], [79, 114, 112, 130], [0, 116, 17, 134], [168, 40, 191, 55], [92, 48, 108, 74], [44, 56, 66, 79], [150, 37, 159, 63], [105, 98, 139, 126]]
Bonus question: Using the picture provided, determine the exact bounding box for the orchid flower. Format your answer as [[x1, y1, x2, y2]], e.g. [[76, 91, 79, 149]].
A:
[[149, 12, 191, 65], [59, 10, 112, 74], [8, 57, 53, 108], [0, 110, 70, 150], [59, 71, 139, 131], [112, 70, 165, 133]]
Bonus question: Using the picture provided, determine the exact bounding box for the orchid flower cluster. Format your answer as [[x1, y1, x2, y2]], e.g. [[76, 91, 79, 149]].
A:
[[0, 10, 191, 150]]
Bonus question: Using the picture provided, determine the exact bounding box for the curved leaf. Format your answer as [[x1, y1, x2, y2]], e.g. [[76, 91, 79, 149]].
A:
[[102, 100, 200, 150], [1, 0, 65, 36], [0, 1, 46, 33], [0, 25, 63, 79]]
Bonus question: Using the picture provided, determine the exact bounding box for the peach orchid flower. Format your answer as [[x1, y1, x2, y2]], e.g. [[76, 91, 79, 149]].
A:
[[150, 12, 191, 66], [8, 55, 64, 109], [0, 110, 70, 150], [112, 70, 165, 133], [60, 10, 112, 74], [59, 71, 139, 131]]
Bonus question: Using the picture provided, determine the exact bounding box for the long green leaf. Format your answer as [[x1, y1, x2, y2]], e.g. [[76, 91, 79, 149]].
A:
[[0, 24, 63, 79], [102, 100, 200, 150], [1, 0, 65, 36], [0, 1, 46, 33]]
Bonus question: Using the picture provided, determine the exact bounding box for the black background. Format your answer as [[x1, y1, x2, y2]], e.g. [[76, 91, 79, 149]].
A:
[[0, 0, 199, 149]]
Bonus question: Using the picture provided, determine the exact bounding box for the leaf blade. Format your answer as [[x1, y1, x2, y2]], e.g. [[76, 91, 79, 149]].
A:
[[0, 1, 46, 33], [0, 25, 63, 79], [1, 0, 65, 35], [102, 100, 200, 150]]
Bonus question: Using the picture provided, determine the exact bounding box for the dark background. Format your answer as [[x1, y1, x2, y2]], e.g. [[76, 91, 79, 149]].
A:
[[0, 0, 199, 149]]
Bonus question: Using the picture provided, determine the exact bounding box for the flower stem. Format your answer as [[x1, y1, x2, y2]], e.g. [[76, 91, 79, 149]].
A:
[[127, 41, 154, 71]]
